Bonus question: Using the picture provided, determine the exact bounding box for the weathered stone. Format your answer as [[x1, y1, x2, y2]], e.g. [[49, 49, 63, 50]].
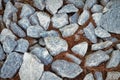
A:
[[44, 37, 68, 56], [0, 44, 5, 60], [92, 41, 112, 50], [94, 72, 103, 80], [72, 42, 88, 56], [51, 13, 68, 28], [85, 50, 109, 67], [40, 71, 62, 80], [69, 13, 79, 24], [58, 4, 78, 13], [45, 0, 63, 14], [60, 23, 79, 37], [78, 9, 90, 25], [0, 52, 23, 78], [15, 39, 29, 53], [116, 43, 120, 50], [83, 73, 94, 80], [106, 50, 120, 68], [19, 52, 44, 80], [33, 0, 45, 10], [84, 0, 97, 9], [31, 46, 53, 65], [91, 4, 103, 13], [37, 12, 50, 30], [52, 60, 83, 78], [83, 23, 97, 43]]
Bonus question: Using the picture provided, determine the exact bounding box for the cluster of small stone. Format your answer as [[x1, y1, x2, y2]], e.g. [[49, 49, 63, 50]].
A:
[[0, 0, 120, 80]]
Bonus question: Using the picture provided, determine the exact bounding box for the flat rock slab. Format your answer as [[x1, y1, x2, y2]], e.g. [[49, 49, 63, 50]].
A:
[[51, 60, 83, 78]]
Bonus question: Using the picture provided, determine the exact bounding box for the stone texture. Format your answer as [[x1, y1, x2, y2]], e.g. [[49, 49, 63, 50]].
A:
[[85, 50, 109, 67], [58, 4, 78, 13], [91, 4, 103, 13], [40, 71, 62, 80], [105, 48, 113, 54], [44, 37, 68, 56], [0, 52, 23, 78], [37, 12, 50, 30], [39, 38, 45, 46], [92, 13, 102, 26], [69, 12, 79, 24], [91, 41, 112, 50], [78, 9, 90, 25], [106, 50, 120, 68], [0, 44, 5, 60], [83, 73, 94, 80], [103, 37, 118, 43], [51, 13, 68, 28], [33, 0, 45, 10], [72, 42, 88, 56], [116, 43, 120, 50], [84, 0, 97, 9], [19, 52, 44, 80], [94, 72, 103, 80], [51, 60, 83, 78], [100, 0, 110, 6], [59, 23, 79, 37]]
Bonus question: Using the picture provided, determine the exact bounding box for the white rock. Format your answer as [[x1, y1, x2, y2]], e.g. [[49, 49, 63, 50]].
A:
[[84, 0, 97, 9], [83, 73, 94, 80], [91, 4, 103, 13]]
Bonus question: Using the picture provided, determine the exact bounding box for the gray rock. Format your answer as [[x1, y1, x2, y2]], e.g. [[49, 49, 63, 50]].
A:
[[91, 4, 103, 13], [106, 50, 120, 68], [94, 72, 103, 80], [19, 52, 44, 80], [83, 73, 94, 80], [116, 43, 120, 50], [105, 48, 113, 54], [58, 4, 78, 13], [103, 37, 118, 43], [51, 60, 83, 78], [33, 0, 45, 10], [78, 9, 90, 25], [31, 46, 53, 65], [91, 41, 112, 50], [95, 27, 111, 38], [10, 22, 26, 37], [15, 39, 29, 53], [27, 25, 44, 38], [51, 13, 68, 28], [0, 0, 2, 10], [72, 42, 88, 56], [12, 12, 17, 22], [37, 12, 50, 30], [39, 38, 45, 46], [100, 0, 110, 6], [2, 37, 17, 54], [84, 0, 97, 9], [44, 37, 68, 56], [20, 4, 35, 18], [40, 71, 62, 80], [29, 44, 40, 51], [0, 44, 5, 60], [83, 23, 97, 43], [59, 23, 79, 37], [18, 17, 31, 30], [100, 0, 120, 34], [69, 12, 79, 24], [14, 2, 24, 8], [45, 0, 63, 14], [85, 50, 109, 67], [0, 52, 23, 78], [105, 71, 120, 80], [66, 53, 82, 64]]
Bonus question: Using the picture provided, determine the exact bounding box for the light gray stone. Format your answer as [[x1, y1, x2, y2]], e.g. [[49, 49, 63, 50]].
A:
[[0, 44, 5, 60], [39, 38, 45, 46], [116, 43, 120, 50], [59, 23, 79, 37], [84, 0, 97, 9], [91, 4, 103, 13], [51, 13, 68, 28], [92, 41, 112, 50], [14, 2, 24, 8], [44, 37, 68, 56], [58, 4, 78, 13], [0, 52, 23, 78], [85, 50, 109, 67], [83, 73, 94, 80], [40, 71, 62, 80], [45, 0, 63, 14], [69, 13, 79, 24], [103, 37, 118, 43], [72, 42, 88, 56], [51, 60, 83, 78], [29, 44, 40, 51], [33, 0, 45, 10], [19, 52, 44, 80], [94, 72, 103, 80]]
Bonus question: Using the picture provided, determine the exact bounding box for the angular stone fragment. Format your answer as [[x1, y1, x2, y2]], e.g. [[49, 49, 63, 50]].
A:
[[72, 42, 88, 56], [10, 22, 26, 37], [31, 47, 53, 65], [58, 4, 78, 13], [52, 60, 83, 78], [69, 13, 79, 24], [78, 9, 90, 25], [15, 39, 29, 53], [94, 72, 103, 80], [91, 4, 103, 13], [2, 37, 17, 54], [37, 12, 50, 30], [45, 0, 63, 14], [105, 71, 120, 80], [106, 50, 120, 68], [59, 23, 79, 37], [83, 23, 97, 43], [83, 73, 94, 80], [116, 43, 120, 50], [27, 25, 44, 38], [19, 52, 44, 80], [0, 52, 23, 78], [33, 0, 45, 10], [40, 71, 62, 80], [92, 41, 112, 50], [85, 50, 109, 67], [84, 0, 97, 9], [51, 13, 68, 28], [20, 4, 35, 18], [0, 44, 5, 60], [44, 37, 68, 56]]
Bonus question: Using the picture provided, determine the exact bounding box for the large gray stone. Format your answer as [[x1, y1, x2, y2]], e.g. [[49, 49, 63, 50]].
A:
[[51, 60, 83, 78], [83, 73, 94, 80], [0, 44, 5, 60], [33, 0, 45, 10]]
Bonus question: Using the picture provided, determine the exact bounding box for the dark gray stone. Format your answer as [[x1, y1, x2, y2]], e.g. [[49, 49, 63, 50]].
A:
[[0, 0, 3, 10], [100, 0, 110, 6], [0, 44, 5, 60], [33, 0, 45, 10], [39, 38, 45, 46], [69, 13, 79, 24]]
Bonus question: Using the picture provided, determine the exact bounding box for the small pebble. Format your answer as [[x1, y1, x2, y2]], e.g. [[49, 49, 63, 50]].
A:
[[33, 0, 45, 10], [91, 4, 103, 13], [83, 73, 94, 80]]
